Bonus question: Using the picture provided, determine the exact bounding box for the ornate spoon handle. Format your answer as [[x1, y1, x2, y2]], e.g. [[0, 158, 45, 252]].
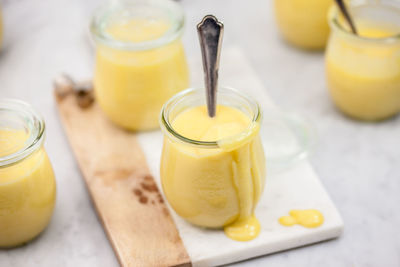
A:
[[197, 15, 224, 117]]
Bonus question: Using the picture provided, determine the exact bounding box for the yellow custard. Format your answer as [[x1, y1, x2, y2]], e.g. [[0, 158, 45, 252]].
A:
[[161, 105, 266, 241], [326, 16, 400, 120], [105, 18, 170, 43], [358, 25, 397, 38], [0, 130, 56, 247], [279, 209, 324, 228], [274, 0, 333, 49], [92, 1, 189, 131]]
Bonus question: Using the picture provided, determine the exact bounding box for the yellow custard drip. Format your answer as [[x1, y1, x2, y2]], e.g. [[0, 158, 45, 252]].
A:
[[94, 18, 189, 131], [224, 215, 261, 241], [326, 20, 400, 120], [161, 105, 266, 241], [279, 209, 324, 228], [0, 130, 56, 247]]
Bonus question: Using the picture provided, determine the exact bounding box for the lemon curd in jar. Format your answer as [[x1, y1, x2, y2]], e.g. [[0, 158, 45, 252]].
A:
[[91, 0, 189, 131], [0, 100, 56, 247], [274, 0, 333, 49], [160, 88, 266, 241], [326, 1, 400, 120]]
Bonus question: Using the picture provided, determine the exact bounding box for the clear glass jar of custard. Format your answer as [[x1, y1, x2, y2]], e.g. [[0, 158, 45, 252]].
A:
[[0, 100, 56, 248], [160, 87, 266, 241], [326, 0, 400, 121], [274, 0, 333, 49], [91, 0, 189, 131]]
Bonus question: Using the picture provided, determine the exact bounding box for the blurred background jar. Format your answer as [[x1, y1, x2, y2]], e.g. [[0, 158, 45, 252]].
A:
[[91, 0, 189, 131], [274, 0, 333, 50], [0, 100, 56, 248], [325, 0, 400, 121]]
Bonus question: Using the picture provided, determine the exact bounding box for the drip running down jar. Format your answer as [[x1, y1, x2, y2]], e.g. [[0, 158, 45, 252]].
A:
[[91, 0, 189, 131], [0, 100, 56, 248], [160, 87, 266, 241], [326, 0, 400, 120]]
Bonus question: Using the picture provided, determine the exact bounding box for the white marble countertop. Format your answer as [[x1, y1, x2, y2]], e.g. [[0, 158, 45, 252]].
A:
[[0, 0, 399, 266]]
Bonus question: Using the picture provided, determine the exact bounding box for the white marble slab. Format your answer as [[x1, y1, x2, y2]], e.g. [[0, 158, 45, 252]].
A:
[[138, 47, 343, 267]]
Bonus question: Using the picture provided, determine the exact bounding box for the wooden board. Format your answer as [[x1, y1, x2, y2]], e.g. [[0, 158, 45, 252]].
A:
[[55, 94, 190, 267]]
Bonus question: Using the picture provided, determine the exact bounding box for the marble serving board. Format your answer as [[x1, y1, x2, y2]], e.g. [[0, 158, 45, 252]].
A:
[[56, 45, 343, 267], [137, 47, 344, 267]]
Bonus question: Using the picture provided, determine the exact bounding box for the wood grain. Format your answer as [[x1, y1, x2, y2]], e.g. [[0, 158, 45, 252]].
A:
[[55, 92, 191, 267]]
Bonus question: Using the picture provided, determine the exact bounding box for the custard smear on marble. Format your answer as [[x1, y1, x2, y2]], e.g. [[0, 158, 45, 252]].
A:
[[161, 105, 266, 241], [279, 209, 324, 228], [0, 130, 56, 247]]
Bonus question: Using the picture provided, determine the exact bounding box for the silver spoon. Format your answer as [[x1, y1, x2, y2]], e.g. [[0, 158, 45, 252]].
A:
[[197, 15, 224, 117]]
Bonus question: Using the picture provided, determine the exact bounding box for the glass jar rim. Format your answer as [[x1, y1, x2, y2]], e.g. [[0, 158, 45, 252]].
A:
[[90, 0, 185, 51], [160, 87, 262, 148], [328, 0, 400, 43], [0, 99, 45, 167]]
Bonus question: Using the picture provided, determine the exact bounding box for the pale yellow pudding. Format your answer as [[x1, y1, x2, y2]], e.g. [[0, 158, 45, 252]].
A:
[[326, 3, 400, 120], [160, 88, 266, 241], [92, 0, 189, 131], [274, 0, 333, 49], [0, 101, 56, 248]]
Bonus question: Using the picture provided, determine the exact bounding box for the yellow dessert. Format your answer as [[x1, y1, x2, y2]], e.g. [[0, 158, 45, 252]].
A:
[[0, 129, 56, 248], [326, 17, 400, 120], [93, 15, 189, 131], [279, 209, 324, 228], [161, 105, 266, 241], [274, 0, 333, 49]]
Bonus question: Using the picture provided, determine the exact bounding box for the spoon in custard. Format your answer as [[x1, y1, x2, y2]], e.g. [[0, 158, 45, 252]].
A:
[[334, 0, 358, 34], [197, 15, 224, 117], [197, 16, 263, 241]]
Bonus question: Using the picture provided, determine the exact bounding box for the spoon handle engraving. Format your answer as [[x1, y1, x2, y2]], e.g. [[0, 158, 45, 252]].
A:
[[197, 15, 224, 117]]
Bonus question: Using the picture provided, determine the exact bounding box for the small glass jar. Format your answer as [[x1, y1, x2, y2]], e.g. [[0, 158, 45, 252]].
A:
[[91, 0, 189, 131], [0, 100, 56, 248], [160, 87, 266, 230], [274, 0, 333, 50], [326, 0, 400, 121]]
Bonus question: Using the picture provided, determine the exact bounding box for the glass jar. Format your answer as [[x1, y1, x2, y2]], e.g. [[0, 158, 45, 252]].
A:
[[160, 87, 266, 240], [91, 0, 189, 131], [274, 0, 333, 49], [0, 100, 56, 248], [326, 0, 400, 121]]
